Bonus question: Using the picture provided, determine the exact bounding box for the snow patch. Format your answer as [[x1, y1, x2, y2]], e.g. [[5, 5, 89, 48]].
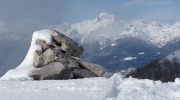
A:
[[138, 52, 145, 55], [123, 57, 137, 61], [110, 43, 117, 46]]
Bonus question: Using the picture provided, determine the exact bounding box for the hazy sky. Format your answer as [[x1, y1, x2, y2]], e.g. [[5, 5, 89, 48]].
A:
[[0, 0, 180, 24]]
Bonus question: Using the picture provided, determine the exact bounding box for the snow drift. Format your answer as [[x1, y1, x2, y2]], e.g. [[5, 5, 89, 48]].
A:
[[0, 74, 180, 100], [0, 29, 53, 80]]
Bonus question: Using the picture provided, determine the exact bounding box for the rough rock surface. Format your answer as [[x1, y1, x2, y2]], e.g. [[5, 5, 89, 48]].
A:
[[71, 56, 106, 77], [73, 69, 96, 78], [42, 48, 58, 65], [57, 57, 79, 70], [52, 30, 84, 57], [31, 30, 106, 80], [31, 62, 71, 80]]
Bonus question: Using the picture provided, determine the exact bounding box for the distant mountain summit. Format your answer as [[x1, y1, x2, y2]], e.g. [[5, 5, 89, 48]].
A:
[[54, 12, 180, 49]]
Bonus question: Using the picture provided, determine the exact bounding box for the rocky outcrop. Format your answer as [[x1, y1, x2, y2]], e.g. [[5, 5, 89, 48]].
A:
[[31, 30, 106, 80], [52, 30, 84, 57]]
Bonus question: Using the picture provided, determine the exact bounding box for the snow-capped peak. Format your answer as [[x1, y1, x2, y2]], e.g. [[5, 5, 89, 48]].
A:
[[53, 12, 180, 49]]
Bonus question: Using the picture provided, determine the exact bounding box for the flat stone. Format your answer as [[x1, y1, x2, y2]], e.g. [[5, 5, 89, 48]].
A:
[[52, 30, 84, 57], [73, 69, 96, 78], [71, 56, 106, 77], [31, 62, 71, 80]]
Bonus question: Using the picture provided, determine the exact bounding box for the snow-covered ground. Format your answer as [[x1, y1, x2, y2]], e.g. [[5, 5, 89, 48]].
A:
[[0, 74, 180, 100]]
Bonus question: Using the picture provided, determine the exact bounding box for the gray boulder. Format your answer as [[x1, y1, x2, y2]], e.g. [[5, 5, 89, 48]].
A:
[[56, 57, 79, 70], [51, 30, 84, 57], [73, 69, 96, 78], [33, 50, 43, 68], [31, 62, 71, 80], [42, 48, 58, 65], [71, 56, 106, 77]]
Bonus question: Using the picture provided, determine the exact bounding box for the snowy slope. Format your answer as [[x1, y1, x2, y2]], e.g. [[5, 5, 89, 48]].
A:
[[164, 49, 180, 60], [0, 29, 53, 80], [0, 74, 180, 100]]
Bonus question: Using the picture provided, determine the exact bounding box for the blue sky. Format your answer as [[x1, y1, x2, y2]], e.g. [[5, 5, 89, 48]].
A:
[[0, 0, 180, 24]]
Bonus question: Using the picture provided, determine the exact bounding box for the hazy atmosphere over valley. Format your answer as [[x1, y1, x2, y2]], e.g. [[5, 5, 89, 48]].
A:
[[0, 0, 180, 100]]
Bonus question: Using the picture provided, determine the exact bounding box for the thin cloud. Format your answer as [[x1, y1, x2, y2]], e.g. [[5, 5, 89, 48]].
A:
[[119, 0, 171, 9], [108, 0, 180, 23], [0, 0, 71, 23]]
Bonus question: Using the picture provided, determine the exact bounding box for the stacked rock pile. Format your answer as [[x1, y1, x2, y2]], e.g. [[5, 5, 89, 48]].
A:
[[31, 30, 106, 80]]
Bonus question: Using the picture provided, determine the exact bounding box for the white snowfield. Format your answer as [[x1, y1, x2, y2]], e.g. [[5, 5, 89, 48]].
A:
[[0, 74, 180, 100], [0, 29, 180, 100]]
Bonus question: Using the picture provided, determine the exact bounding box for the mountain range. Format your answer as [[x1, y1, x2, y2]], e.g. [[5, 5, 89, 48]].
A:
[[1, 12, 180, 76], [53, 12, 180, 71]]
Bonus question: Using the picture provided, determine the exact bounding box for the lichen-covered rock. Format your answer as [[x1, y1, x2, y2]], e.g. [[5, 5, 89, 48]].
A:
[[73, 69, 96, 78], [71, 56, 106, 77], [52, 30, 84, 57], [31, 62, 71, 80], [33, 50, 43, 68]]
